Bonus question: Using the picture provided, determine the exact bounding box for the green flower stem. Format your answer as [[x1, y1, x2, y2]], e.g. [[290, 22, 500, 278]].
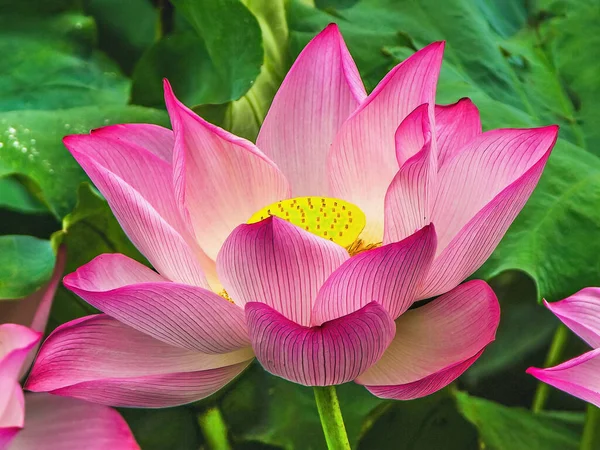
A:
[[532, 324, 570, 413], [313, 386, 351, 450], [197, 407, 232, 450], [581, 404, 600, 450]]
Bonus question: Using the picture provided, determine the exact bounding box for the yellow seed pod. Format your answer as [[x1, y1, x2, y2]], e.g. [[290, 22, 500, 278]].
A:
[[247, 197, 366, 248]]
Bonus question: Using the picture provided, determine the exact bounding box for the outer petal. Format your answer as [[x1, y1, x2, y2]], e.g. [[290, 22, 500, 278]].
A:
[[164, 81, 291, 261], [312, 225, 436, 325], [527, 348, 600, 408], [256, 24, 366, 196], [246, 301, 395, 386], [26, 315, 254, 408], [10, 393, 140, 450], [434, 98, 482, 166], [385, 105, 437, 243], [328, 42, 444, 243], [64, 142, 210, 288], [420, 126, 558, 298], [0, 384, 25, 449], [217, 217, 349, 327], [90, 123, 174, 162], [356, 280, 499, 388], [64, 254, 249, 354], [544, 288, 600, 348]]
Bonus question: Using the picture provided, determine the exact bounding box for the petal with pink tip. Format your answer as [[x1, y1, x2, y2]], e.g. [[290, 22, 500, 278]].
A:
[[544, 288, 600, 348], [356, 280, 499, 387], [312, 225, 436, 324], [10, 393, 140, 450], [64, 146, 209, 287], [164, 81, 291, 261], [217, 217, 349, 327], [256, 24, 366, 196], [64, 254, 249, 354], [527, 348, 600, 408], [435, 98, 482, 166], [246, 301, 395, 386], [0, 325, 41, 388], [419, 126, 558, 298], [26, 315, 254, 408], [328, 42, 444, 243], [0, 384, 24, 449], [365, 350, 483, 400], [394, 103, 433, 167], [90, 123, 174, 162]]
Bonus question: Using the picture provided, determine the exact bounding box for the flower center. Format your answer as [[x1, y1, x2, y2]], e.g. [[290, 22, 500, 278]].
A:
[[248, 196, 376, 255]]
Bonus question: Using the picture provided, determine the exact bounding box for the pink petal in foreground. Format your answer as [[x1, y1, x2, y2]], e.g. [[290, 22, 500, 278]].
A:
[[356, 280, 499, 393], [26, 315, 254, 408], [246, 301, 395, 386], [217, 217, 348, 327], [64, 254, 249, 354], [0, 325, 41, 388], [164, 80, 290, 261], [527, 348, 600, 408], [257, 23, 366, 196], [91, 123, 174, 162], [312, 225, 436, 325], [328, 42, 444, 243], [0, 384, 25, 449], [434, 98, 481, 166], [544, 288, 600, 348], [10, 393, 140, 450]]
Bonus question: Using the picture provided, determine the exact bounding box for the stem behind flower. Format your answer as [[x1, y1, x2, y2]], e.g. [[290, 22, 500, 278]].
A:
[[198, 407, 232, 450], [313, 385, 351, 450]]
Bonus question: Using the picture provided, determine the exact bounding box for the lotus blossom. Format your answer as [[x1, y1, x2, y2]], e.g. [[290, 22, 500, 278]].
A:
[[25, 24, 556, 406], [0, 250, 138, 449], [527, 288, 600, 407]]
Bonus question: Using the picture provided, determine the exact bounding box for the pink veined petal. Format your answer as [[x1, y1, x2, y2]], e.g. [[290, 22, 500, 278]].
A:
[[90, 123, 174, 162], [64, 254, 249, 354], [0, 384, 25, 449], [312, 225, 437, 325], [10, 393, 140, 450], [64, 146, 210, 288], [25, 315, 254, 408], [356, 280, 499, 387], [365, 350, 483, 400], [328, 42, 445, 243], [164, 80, 291, 261], [544, 288, 600, 348], [527, 348, 600, 408], [245, 301, 395, 386], [217, 217, 349, 327], [385, 104, 437, 243], [256, 23, 366, 196], [419, 126, 558, 299], [434, 98, 482, 166]]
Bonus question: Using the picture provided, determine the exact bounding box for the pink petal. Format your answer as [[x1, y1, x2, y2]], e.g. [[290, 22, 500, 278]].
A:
[[384, 105, 437, 243], [434, 98, 482, 166], [356, 280, 499, 387], [420, 126, 558, 298], [245, 301, 395, 386], [0, 325, 41, 388], [164, 80, 291, 261], [26, 315, 254, 408], [217, 217, 349, 327], [10, 393, 140, 450], [328, 42, 444, 243], [256, 24, 366, 196], [90, 123, 174, 162], [527, 348, 600, 408], [365, 350, 483, 400], [64, 141, 210, 287], [312, 225, 436, 325], [0, 384, 24, 449], [544, 288, 600, 348], [64, 254, 249, 354]]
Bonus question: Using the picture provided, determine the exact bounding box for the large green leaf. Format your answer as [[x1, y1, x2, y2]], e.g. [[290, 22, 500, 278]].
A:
[[0, 235, 55, 299], [0, 106, 168, 219], [456, 392, 583, 449]]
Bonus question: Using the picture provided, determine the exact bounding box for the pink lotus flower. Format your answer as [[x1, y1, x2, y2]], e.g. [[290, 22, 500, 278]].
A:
[[0, 251, 138, 449], [527, 288, 600, 407], [26, 24, 556, 406]]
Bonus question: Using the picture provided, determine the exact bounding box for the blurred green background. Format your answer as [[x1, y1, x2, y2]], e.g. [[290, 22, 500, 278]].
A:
[[1, 0, 599, 448]]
